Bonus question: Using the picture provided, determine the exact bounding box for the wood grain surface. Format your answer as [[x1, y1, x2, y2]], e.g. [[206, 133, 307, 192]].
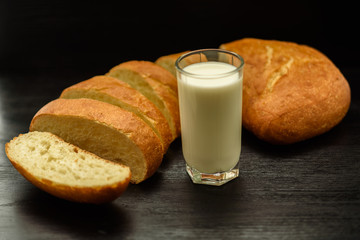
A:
[[0, 1, 359, 239], [0, 69, 359, 239]]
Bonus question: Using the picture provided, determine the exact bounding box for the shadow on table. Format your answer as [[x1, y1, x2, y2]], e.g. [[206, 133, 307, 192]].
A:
[[14, 187, 133, 239], [241, 112, 352, 158]]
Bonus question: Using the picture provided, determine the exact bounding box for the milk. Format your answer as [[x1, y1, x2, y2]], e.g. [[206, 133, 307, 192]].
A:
[[177, 61, 242, 173]]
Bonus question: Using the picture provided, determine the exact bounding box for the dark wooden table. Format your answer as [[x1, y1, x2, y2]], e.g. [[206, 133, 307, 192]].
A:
[[0, 66, 359, 239], [0, 0, 359, 238]]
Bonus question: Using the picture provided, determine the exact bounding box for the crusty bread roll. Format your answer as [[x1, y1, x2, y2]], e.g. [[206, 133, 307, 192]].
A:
[[220, 38, 351, 144], [116, 60, 178, 95], [29, 98, 163, 184], [5, 131, 131, 204], [107, 64, 181, 139], [155, 51, 190, 76], [60, 75, 173, 153]]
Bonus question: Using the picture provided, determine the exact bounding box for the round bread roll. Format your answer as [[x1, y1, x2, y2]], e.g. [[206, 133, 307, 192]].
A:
[[220, 38, 351, 144]]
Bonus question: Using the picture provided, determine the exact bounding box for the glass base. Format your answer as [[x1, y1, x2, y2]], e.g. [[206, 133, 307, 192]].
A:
[[186, 164, 239, 186]]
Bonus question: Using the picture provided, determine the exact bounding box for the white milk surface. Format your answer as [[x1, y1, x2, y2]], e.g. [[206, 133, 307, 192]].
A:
[[178, 62, 242, 173]]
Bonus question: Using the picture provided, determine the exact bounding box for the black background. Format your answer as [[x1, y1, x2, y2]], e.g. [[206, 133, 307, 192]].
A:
[[0, 0, 359, 75], [0, 1, 359, 239]]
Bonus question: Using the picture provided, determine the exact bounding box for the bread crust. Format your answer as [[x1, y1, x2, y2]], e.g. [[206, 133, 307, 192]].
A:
[[5, 133, 131, 204], [144, 76, 181, 138], [220, 38, 351, 144], [107, 67, 181, 139], [30, 98, 164, 183], [155, 51, 190, 76], [60, 75, 173, 152], [114, 60, 178, 95]]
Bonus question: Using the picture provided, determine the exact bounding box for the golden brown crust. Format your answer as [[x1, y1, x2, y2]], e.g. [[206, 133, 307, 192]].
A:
[[60, 75, 173, 152], [114, 60, 178, 95], [144, 76, 181, 138], [106, 67, 181, 139], [8, 152, 131, 204], [30, 98, 164, 183], [155, 51, 190, 76], [5, 133, 131, 204], [156, 51, 189, 62], [220, 38, 351, 144]]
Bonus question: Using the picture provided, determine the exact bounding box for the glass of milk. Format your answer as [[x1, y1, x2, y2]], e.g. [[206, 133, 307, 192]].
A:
[[175, 49, 244, 186]]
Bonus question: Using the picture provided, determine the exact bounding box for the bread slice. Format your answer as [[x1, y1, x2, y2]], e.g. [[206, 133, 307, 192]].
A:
[[220, 38, 351, 144], [116, 60, 178, 95], [155, 51, 190, 76], [60, 75, 173, 152], [29, 98, 164, 184], [5, 131, 131, 204], [107, 67, 180, 139]]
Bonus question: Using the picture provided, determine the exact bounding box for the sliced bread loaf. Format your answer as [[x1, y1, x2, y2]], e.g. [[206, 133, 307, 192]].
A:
[[60, 75, 173, 152], [115, 60, 178, 95], [155, 51, 190, 76], [5, 131, 131, 204], [29, 98, 164, 184], [107, 67, 180, 139]]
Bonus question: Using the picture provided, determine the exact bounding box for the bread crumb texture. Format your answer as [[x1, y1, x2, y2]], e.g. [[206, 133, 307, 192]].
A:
[[6, 131, 130, 187], [29, 98, 163, 184]]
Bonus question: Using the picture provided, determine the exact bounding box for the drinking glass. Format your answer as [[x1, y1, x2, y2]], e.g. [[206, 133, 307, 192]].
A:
[[175, 49, 244, 186]]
